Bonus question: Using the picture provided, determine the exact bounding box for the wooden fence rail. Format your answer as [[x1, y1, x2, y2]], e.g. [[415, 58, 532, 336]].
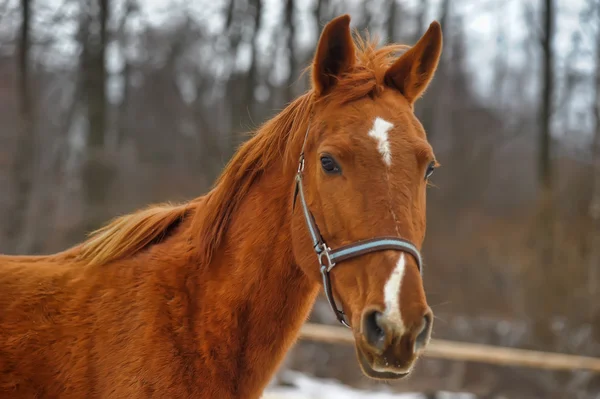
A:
[[299, 323, 600, 373]]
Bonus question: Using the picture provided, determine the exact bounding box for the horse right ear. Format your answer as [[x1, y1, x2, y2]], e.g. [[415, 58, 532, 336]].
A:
[[312, 14, 356, 96], [384, 21, 442, 105]]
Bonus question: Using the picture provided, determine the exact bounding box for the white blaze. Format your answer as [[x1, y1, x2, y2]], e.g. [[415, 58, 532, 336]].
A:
[[384, 253, 406, 330], [367, 117, 394, 166]]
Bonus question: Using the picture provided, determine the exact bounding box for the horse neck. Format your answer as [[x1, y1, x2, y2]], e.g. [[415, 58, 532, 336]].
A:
[[189, 160, 319, 397]]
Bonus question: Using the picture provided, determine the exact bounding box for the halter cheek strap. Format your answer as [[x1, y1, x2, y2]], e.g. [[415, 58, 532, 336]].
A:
[[292, 125, 424, 328]]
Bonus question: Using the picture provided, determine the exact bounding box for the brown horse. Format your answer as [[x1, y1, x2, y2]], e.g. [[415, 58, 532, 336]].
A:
[[0, 14, 442, 399]]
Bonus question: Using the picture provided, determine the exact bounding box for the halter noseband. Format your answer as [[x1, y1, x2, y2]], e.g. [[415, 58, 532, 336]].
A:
[[292, 124, 424, 328]]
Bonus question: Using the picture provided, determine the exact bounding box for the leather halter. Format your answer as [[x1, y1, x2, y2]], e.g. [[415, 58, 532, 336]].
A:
[[292, 124, 424, 328]]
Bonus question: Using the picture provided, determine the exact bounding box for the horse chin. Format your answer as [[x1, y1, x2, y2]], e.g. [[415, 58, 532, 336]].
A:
[[356, 347, 410, 381]]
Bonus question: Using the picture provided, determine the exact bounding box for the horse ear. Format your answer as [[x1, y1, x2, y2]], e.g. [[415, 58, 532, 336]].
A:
[[312, 14, 356, 96], [384, 21, 443, 104]]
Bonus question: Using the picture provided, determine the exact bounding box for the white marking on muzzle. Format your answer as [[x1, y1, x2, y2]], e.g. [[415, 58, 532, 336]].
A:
[[383, 253, 406, 331], [372, 363, 414, 375], [367, 117, 394, 166]]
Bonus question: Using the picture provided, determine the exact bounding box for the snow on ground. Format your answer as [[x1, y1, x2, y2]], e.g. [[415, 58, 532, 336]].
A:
[[262, 371, 477, 399]]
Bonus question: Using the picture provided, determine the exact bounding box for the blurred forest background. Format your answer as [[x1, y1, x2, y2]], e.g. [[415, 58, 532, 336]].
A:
[[0, 0, 599, 397]]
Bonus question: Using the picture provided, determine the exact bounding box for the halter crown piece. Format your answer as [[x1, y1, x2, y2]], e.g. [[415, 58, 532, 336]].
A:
[[293, 123, 424, 328]]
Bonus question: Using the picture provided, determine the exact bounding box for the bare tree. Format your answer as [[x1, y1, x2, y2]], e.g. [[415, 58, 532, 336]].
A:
[[416, 0, 444, 141], [284, 0, 296, 102], [412, 0, 428, 44], [385, 0, 398, 43], [7, 0, 34, 251], [313, 0, 329, 42], [82, 0, 108, 150], [224, 0, 263, 155], [492, 10, 509, 109], [115, 0, 137, 147], [80, 0, 113, 232], [521, 0, 557, 352], [243, 0, 262, 126], [539, 0, 554, 204], [531, 4, 557, 343], [587, 0, 600, 321]]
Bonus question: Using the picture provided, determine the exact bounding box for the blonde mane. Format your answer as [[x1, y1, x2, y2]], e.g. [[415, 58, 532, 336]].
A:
[[76, 35, 409, 268], [78, 203, 192, 266]]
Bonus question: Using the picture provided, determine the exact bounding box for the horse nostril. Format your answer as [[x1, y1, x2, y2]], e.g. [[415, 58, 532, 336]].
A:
[[415, 311, 433, 352], [363, 310, 387, 349]]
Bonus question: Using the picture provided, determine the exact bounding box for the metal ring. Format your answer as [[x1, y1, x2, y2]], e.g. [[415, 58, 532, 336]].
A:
[[317, 246, 335, 271]]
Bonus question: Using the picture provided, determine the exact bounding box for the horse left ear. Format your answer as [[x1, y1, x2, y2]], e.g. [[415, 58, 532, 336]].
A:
[[312, 14, 356, 96], [384, 21, 443, 105]]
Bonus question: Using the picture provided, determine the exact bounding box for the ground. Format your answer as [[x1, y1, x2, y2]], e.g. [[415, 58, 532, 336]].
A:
[[262, 371, 476, 399]]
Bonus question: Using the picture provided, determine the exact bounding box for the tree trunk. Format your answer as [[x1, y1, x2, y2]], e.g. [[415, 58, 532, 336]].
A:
[[7, 0, 35, 253], [82, 0, 109, 150], [527, 0, 556, 351], [418, 0, 444, 142], [412, 0, 428, 44], [385, 0, 397, 43], [115, 0, 135, 147], [284, 0, 296, 103], [314, 0, 328, 40], [536, 0, 555, 267], [587, 1, 600, 334], [229, 0, 262, 155], [539, 0, 554, 195], [246, 0, 262, 115], [80, 0, 114, 234]]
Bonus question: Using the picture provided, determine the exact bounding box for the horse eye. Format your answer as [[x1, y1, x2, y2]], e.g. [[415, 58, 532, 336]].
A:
[[320, 155, 341, 174], [425, 161, 436, 180]]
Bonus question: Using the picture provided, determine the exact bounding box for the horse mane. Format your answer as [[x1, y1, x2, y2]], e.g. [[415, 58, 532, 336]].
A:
[[78, 202, 192, 266], [191, 91, 314, 265], [193, 34, 410, 265], [72, 35, 410, 268]]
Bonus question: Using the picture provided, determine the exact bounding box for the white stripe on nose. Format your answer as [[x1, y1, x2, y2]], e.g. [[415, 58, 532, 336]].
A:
[[383, 253, 406, 331]]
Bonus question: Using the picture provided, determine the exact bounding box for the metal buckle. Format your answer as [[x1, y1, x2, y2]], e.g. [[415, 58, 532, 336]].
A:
[[317, 244, 335, 272]]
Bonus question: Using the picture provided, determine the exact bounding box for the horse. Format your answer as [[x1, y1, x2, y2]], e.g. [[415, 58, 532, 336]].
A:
[[0, 14, 443, 399]]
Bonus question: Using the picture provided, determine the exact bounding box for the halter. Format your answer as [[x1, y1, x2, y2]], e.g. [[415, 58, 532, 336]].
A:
[[292, 124, 424, 328]]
